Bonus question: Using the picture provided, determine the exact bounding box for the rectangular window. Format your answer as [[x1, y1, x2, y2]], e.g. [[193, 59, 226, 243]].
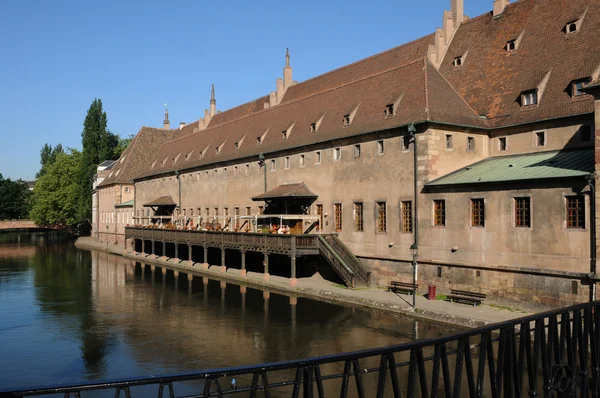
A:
[[234, 166, 238, 176], [445, 134, 453, 149], [214, 207, 219, 217], [402, 135, 411, 151], [471, 199, 485, 227], [258, 206, 264, 215], [224, 207, 229, 216], [246, 164, 250, 174], [183, 209, 187, 217], [354, 144, 361, 158], [401, 201, 412, 233], [433, 200, 445, 226], [284, 156, 290, 169], [316, 204, 324, 230], [566, 196, 585, 229], [270, 159, 276, 170], [299, 154, 305, 167], [573, 78, 591, 97], [536, 131, 546, 147], [522, 90, 538, 106], [467, 136, 475, 151], [343, 114, 350, 126], [354, 202, 363, 232], [310, 123, 316, 134], [499, 137, 507, 151], [514, 197, 531, 227], [333, 147, 341, 161], [246, 206, 251, 216], [234, 207, 240, 229], [205, 208, 210, 216], [376, 201, 387, 233], [334, 203, 343, 232], [315, 150, 322, 164], [377, 140, 384, 155]]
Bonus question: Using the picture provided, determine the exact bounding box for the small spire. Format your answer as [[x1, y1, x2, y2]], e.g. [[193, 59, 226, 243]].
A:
[[210, 84, 216, 104], [285, 48, 290, 67], [163, 103, 170, 129]]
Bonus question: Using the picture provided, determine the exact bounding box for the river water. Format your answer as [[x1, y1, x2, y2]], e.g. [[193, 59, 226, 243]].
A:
[[0, 232, 461, 395]]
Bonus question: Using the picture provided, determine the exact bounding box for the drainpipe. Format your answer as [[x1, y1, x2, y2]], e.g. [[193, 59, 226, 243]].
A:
[[409, 123, 419, 309], [175, 170, 182, 223], [259, 153, 267, 193], [586, 174, 596, 301]]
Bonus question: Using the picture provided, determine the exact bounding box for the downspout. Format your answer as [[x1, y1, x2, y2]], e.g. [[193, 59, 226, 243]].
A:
[[409, 123, 419, 309], [259, 153, 267, 193], [176, 170, 182, 223], [586, 174, 596, 301]]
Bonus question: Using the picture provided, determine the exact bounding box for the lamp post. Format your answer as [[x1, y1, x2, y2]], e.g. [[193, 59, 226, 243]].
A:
[[410, 243, 418, 309], [258, 153, 266, 193], [408, 122, 419, 309]]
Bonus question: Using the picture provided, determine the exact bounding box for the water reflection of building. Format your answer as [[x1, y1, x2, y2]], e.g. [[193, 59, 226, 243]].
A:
[[88, 252, 449, 375]]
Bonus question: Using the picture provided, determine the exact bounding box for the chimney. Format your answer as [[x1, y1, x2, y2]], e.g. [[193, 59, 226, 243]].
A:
[[283, 48, 293, 89], [451, 0, 464, 25], [163, 105, 170, 129], [210, 84, 216, 117], [276, 78, 284, 103], [493, 0, 509, 17], [179, 122, 186, 130]]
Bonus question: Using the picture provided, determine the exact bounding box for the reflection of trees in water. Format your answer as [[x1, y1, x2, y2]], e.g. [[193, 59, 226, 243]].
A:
[[30, 241, 114, 379]]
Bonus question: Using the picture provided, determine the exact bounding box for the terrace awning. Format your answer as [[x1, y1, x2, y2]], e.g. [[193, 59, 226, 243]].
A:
[[143, 196, 177, 207], [251, 182, 317, 201]]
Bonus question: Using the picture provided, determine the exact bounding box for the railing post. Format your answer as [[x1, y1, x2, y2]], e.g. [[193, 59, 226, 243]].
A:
[[221, 246, 226, 273], [142, 239, 145, 255], [174, 241, 178, 261], [162, 240, 166, 258], [264, 252, 270, 281], [151, 239, 155, 256]]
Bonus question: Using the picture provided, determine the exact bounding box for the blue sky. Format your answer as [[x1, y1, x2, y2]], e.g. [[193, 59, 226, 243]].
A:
[[0, 0, 491, 180]]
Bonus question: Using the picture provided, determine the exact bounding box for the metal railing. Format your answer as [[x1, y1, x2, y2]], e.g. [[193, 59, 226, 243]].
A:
[[4, 300, 600, 397]]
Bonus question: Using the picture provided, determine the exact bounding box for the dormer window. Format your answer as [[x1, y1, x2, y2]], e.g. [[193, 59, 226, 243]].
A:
[[521, 90, 538, 106], [343, 114, 350, 126], [453, 56, 463, 67], [506, 39, 516, 52], [234, 142, 239, 151], [282, 130, 288, 141], [215, 147, 220, 155], [384, 104, 394, 118], [572, 78, 591, 97], [310, 123, 316, 134], [566, 21, 578, 34], [256, 136, 262, 146]]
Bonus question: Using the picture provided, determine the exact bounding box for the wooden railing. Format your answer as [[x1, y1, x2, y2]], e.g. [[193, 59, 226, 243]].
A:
[[125, 227, 319, 255], [317, 235, 356, 287], [323, 235, 371, 286]]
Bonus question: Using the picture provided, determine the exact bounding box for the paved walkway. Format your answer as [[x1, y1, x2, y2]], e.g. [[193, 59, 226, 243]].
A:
[[76, 237, 533, 328]]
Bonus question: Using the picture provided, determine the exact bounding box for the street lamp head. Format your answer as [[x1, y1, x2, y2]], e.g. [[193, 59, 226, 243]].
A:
[[410, 243, 418, 257], [408, 123, 417, 135]]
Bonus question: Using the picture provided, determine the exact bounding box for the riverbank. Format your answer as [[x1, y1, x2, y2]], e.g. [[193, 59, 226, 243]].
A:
[[75, 237, 533, 328]]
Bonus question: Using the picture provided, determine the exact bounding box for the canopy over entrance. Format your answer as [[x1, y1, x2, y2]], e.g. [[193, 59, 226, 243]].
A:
[[143, 196, 177, 207], [252, 182, 317, 201]]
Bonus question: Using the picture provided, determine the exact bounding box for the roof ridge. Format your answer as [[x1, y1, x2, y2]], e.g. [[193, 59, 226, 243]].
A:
[[423, 57, 431, 120]]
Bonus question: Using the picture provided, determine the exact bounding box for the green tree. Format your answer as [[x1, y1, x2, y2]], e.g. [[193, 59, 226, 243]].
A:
[[36, 143, 64, 178], [30, 150, 82, 228], [78, 99, 118, 224], [0, 174, 32, 219], [114, 134, 134, 157]]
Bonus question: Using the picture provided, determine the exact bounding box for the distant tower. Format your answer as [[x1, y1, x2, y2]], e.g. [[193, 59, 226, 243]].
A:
[[283, 48, 293, 89], [210, 84, 216, 117], [163, 104, 170, 129]]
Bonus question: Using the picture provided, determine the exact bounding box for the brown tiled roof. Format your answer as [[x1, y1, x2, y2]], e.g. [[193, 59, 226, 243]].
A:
[[137, 58, 486, 179], [98, 127, 177, 187], [252, 182, 317, 201], [439, 0, 600, 128], [281, 34, 434, 104], [143, 196, 177, 207]]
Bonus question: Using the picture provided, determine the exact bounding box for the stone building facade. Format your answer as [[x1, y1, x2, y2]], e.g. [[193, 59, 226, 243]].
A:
[[98, 0, 600, 308]]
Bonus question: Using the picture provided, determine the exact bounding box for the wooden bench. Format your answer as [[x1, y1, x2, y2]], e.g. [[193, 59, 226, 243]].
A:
[[388, 281, 418, 295], [447, 289, 486, 306]]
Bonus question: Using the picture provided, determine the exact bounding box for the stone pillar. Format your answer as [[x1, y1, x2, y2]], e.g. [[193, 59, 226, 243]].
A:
[[290, 237, 297, 286], [174, 270, 179, 290], [241, 251, 247, 276], [221, 247, 226, 273], [150, 265, 156, 273], [162, 241, 166, 258], [188, 245, 193, 265], [151, 240, 155, 256], [174, 243, 179, 262], [142, 239, 145, 255], [263, 253, 270, 281], [203, 247, 208, 268]]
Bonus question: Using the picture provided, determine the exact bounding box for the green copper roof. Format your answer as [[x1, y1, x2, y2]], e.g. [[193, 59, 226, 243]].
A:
[[427, 149, 593, 187], [115, 199, 134, 208]]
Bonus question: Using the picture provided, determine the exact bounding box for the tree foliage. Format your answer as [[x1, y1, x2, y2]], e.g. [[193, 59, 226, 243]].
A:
[[36, 143, 64, 178], [115, 134, 134, 158], [78, 99, 119, 224], [0, 174, 32, 219], [30, 150, 82, 228]]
